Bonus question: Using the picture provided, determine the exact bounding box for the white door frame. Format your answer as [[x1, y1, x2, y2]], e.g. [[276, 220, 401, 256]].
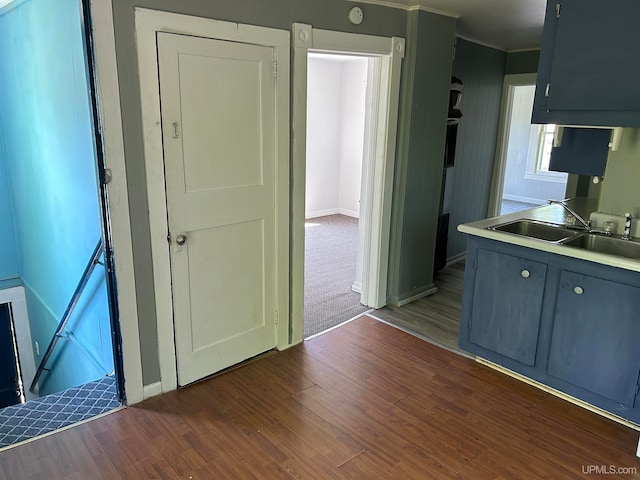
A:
[[88, 0, 144, 404], [487, 73, 538, 217], [291, 23, 404, 342], [135, 9, 290, 395]]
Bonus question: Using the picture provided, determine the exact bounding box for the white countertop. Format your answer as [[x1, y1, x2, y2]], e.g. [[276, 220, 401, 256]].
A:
[[457, 199, 640, 273]]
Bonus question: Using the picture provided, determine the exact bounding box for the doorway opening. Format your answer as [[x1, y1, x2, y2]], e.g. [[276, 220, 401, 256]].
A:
[[488, 75, 568, 217], [292, 25, 404, 342], [0, 0, 122, 449], [303, 52, 372, 338]]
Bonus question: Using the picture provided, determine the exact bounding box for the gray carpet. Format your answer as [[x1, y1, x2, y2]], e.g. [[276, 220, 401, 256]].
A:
[[304, 215, 369, 338]]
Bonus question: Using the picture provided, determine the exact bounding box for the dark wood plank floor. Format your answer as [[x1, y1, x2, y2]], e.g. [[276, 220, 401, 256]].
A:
[[371, 261, 466, 355], [1, 316, 638, 479]]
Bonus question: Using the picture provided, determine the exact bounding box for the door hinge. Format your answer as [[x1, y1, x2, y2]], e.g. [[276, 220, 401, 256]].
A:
[[273, 61, 278, 79], [274, 309, 279, 325], [545, 83, 551, 98], [556, 2, 561, 18]]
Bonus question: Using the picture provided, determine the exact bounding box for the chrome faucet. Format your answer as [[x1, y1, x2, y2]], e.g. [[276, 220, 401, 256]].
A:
[[547, 199, 590, 230], [622, 213, 633, 240]]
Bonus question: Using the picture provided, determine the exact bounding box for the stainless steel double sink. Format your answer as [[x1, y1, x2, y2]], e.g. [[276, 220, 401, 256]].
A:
[[488, 219, 640, 259]]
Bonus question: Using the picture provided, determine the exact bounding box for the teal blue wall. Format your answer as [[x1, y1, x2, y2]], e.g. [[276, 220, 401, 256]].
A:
[[0, 145, 19, 283], [0, 0, 113, 395]]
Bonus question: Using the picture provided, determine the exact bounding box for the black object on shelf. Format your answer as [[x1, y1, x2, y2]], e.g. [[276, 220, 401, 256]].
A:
[[449, 76, 463, 120]]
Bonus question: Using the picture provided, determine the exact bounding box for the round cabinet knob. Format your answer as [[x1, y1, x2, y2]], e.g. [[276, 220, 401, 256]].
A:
[[573, 286, 584, 295], [521, 270, 530, 278], [176, 234, 187, 246]]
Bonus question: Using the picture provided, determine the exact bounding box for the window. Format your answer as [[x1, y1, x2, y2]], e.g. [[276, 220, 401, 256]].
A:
[[535, 124, 556, 172], [525, 123, 567, 183]]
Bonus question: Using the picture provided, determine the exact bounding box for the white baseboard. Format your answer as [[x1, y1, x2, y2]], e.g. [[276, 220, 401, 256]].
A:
[[351, 281, 362, 294], [396, 285, 438, 307], [305, 208, 359, 219], [502, 194, 546, 206], [339, 208, 359, 219], [143, 381, 163, 400], [305, 208, 339, 219]]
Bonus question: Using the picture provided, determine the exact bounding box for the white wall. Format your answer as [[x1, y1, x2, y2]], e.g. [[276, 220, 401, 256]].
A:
[[306, 54, 367, 218], [599, 128, 640, 217], [502, 85, 567, 204]]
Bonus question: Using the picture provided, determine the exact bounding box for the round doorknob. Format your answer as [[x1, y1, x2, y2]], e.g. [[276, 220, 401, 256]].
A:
[[176, 234, 187, 246], [521, 269, 530, 278], [573, 286, 584, 295]]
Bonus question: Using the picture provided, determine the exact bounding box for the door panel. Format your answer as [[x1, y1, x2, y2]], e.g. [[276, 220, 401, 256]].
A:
[[157, 32, 279, 385]]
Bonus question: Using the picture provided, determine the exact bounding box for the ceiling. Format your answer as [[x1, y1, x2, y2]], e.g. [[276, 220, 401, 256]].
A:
[[355, 0, 548, 52]]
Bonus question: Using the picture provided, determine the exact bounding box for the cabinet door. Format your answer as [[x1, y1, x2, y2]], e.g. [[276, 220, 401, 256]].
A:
[[469, 249, 547, 366], [533, 0, 640, 126], [547, 271, 640, 407]]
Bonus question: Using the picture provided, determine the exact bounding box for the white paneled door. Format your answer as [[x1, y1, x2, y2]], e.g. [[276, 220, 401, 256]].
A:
[[157, 32, 282, 386]]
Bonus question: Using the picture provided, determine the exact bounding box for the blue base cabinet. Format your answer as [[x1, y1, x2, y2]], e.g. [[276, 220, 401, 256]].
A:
[[469, 249, 546, 366], [460, 237, 640, 424]]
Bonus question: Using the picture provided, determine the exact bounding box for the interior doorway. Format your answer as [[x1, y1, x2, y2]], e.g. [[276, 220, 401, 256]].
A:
[[0, 0, 122, 449], [488, 74, 568, 218], [291, 24, 405, 343], [303, 53, 371, 338]]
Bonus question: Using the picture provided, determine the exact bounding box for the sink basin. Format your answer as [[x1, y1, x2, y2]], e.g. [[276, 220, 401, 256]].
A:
[[490, 220, 578, 242], [561, 234, 640, 259]]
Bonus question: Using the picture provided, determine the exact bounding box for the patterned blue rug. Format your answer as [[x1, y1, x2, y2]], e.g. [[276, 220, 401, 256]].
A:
[[0, 376, 120, 448]]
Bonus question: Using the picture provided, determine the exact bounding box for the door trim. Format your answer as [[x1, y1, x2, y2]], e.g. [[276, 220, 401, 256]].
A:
[[135, 8, 290, 394], [291, 24, 404, 341], [89, 0, 143, 405]]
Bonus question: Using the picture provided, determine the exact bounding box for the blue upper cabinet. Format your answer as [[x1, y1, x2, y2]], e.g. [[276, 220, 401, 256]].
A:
[[532, 0, 640, 127]]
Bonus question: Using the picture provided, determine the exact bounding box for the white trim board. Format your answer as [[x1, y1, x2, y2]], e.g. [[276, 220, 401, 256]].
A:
[[89, 0, 144, 405], [305, 208, 359, 219], [291, 23, 405, 343], [135, 8, 290, 395], [0, 286, 36, 401]]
